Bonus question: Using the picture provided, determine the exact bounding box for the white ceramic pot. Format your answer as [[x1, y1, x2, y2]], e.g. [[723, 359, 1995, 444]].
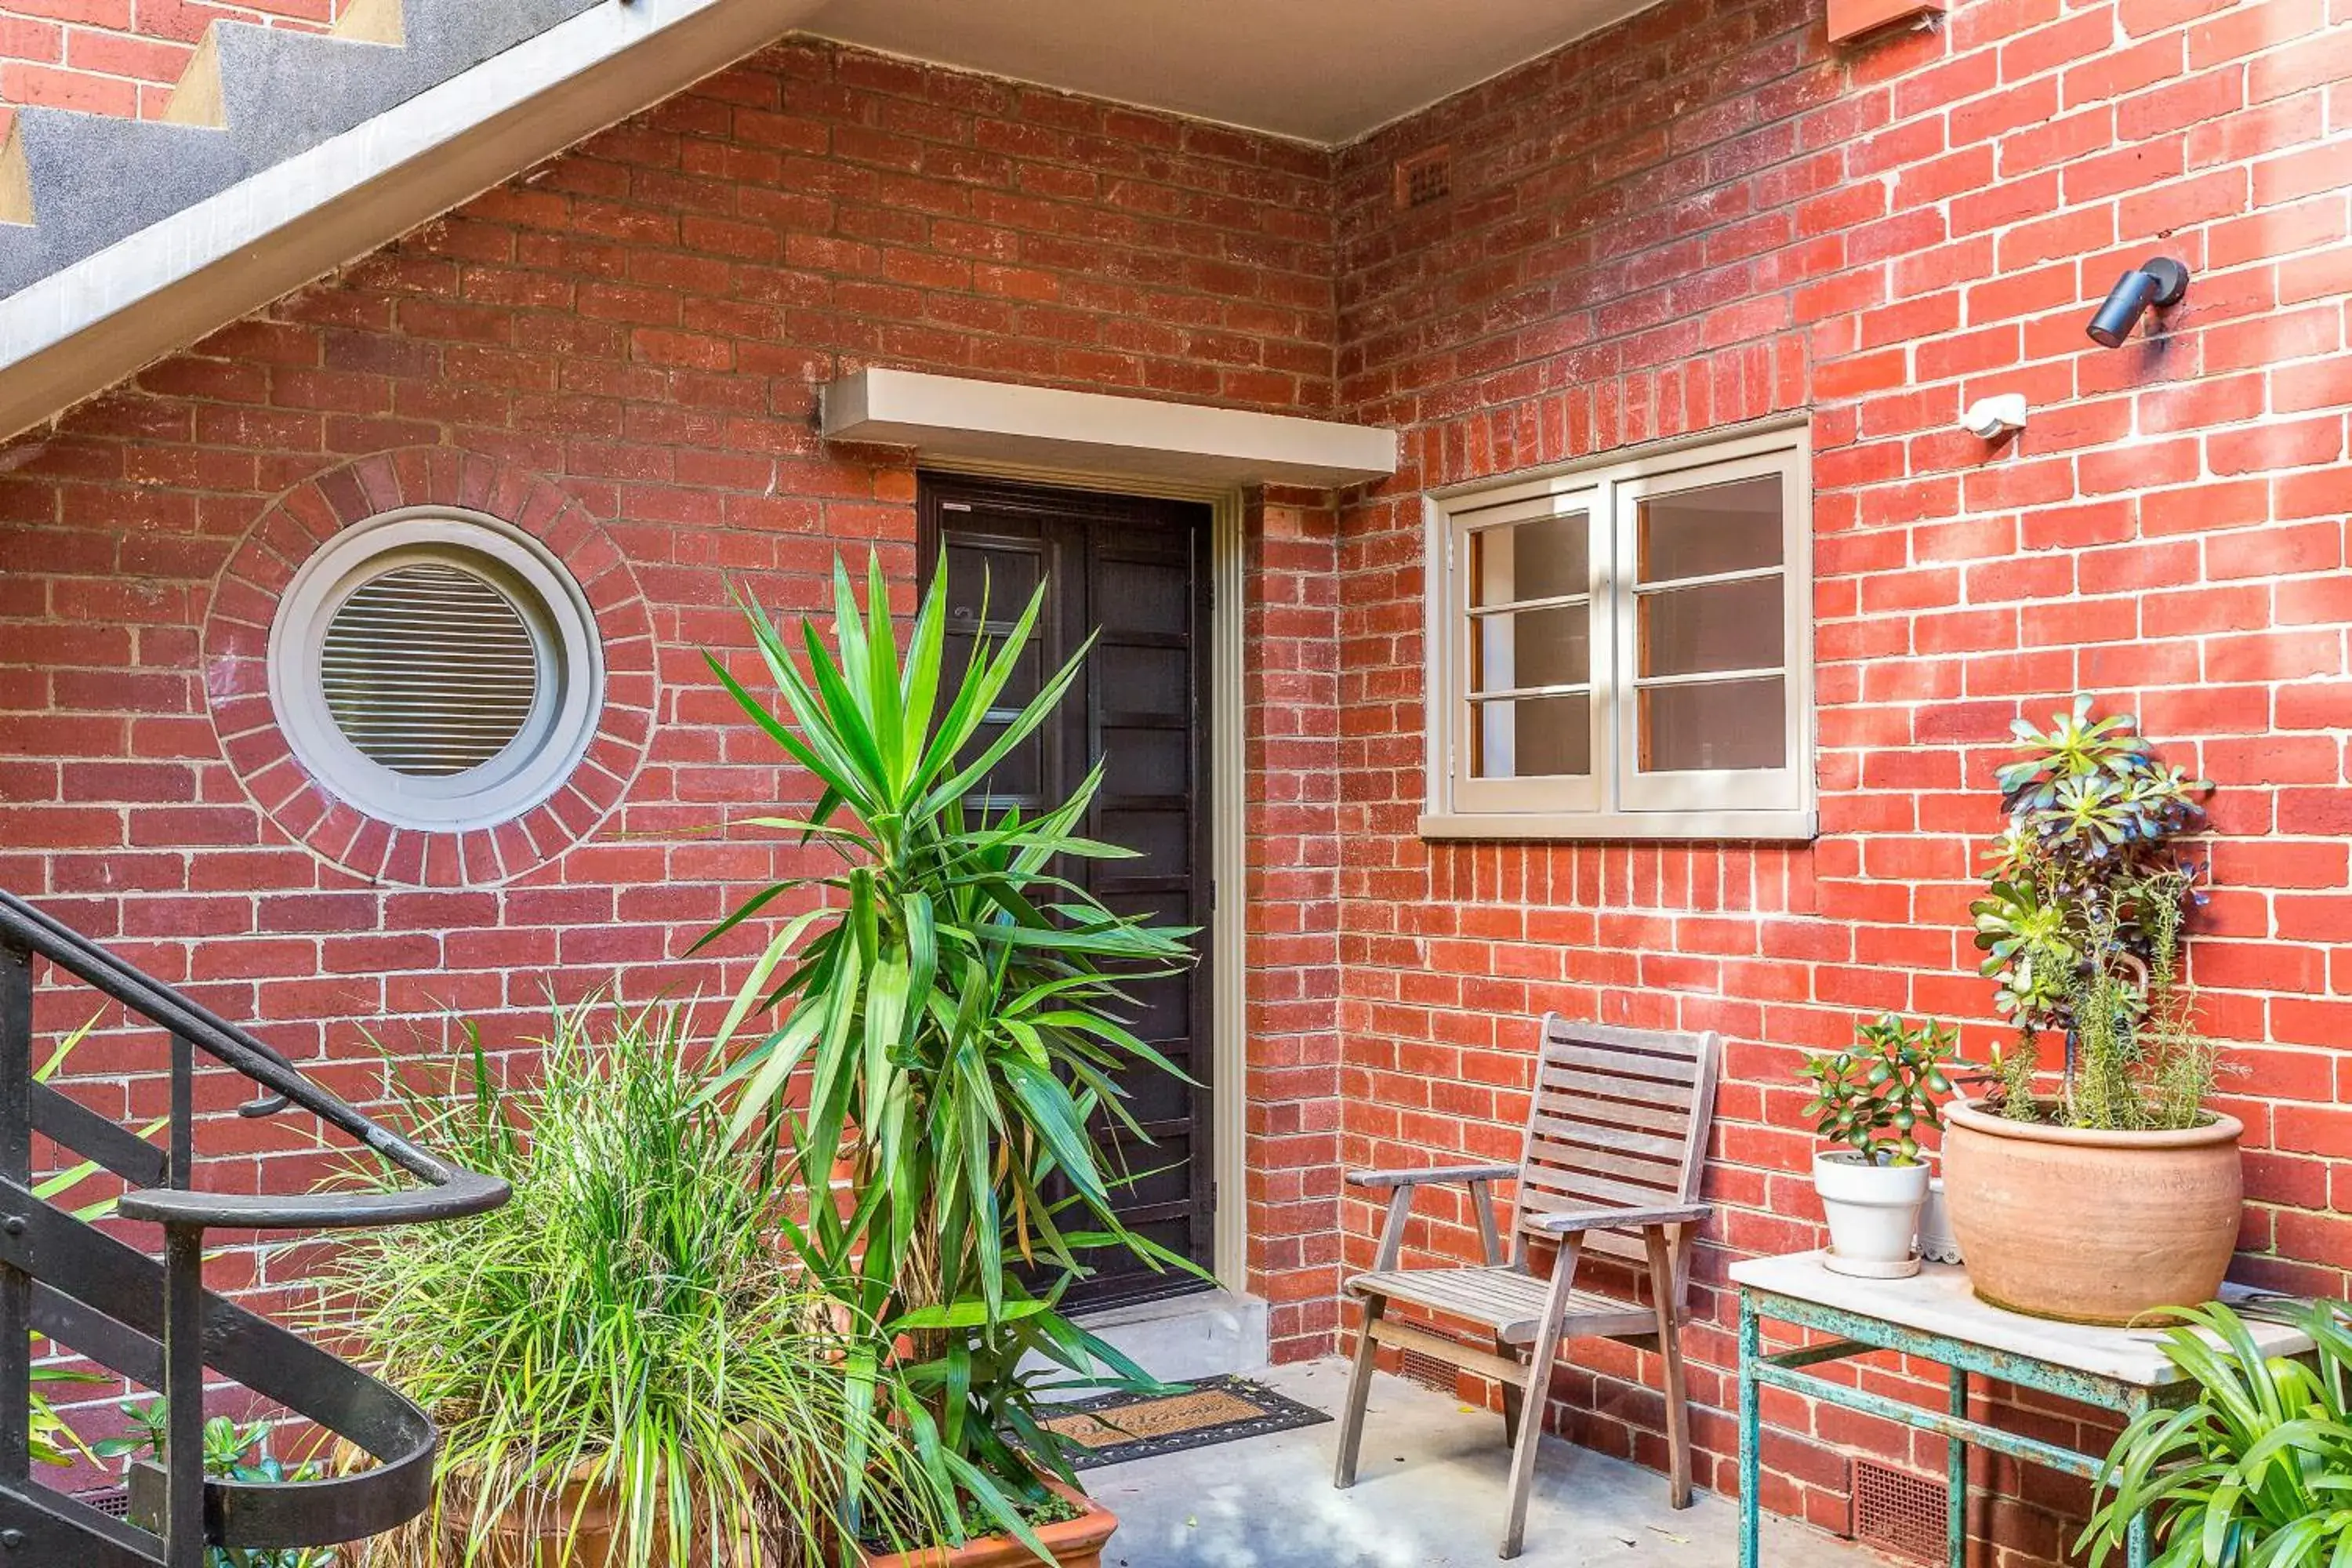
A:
[[1813, 1149, 1931, 1279]]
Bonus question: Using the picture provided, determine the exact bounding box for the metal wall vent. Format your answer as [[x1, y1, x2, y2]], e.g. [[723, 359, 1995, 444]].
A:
[[269, 509, 604, 833], [1849, 1457, 1947, 1565], [1399, 1346, 1461, 1394], [1394, 147, 1452, 210], [322, 561, 540, 778]]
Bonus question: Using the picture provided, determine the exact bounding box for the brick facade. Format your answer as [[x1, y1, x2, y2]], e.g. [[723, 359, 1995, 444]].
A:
[[1330, 0, 2352, 1559], [2, 3, 2350, 1562]]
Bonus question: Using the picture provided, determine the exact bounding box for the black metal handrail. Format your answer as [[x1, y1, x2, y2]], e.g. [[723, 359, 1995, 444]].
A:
[[0, 888, 510, 1568]]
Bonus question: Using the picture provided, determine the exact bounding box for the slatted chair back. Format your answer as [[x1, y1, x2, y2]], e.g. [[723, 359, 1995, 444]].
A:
[[1511, 1016, 1719, 1280]]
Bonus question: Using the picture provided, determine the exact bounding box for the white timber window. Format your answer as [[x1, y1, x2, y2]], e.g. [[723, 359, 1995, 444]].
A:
[[1421, 420, 1815, 840], [270, 509, 603, 832]]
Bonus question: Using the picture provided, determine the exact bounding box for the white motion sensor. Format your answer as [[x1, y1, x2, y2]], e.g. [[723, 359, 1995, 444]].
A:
[[1962, 393, 2029, 439]]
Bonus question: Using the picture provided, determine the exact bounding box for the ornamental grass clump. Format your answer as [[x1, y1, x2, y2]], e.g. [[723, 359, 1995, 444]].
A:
[[1969, 697, 2220, 1130], [325, 999, 951, 1568]]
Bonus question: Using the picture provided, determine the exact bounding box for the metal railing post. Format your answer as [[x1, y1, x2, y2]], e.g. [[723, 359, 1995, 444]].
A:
[[162, 1221, 207, 1568], [0, 940, 33, 1491]]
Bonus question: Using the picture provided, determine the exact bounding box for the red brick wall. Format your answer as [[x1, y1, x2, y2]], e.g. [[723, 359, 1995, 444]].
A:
[[0, 0, 350, 125], [1330, 0, 2352, 1559], [0, 33, 1339, 1380]]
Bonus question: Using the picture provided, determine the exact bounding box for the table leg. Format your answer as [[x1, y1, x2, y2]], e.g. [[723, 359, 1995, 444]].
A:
[[1947, 1365, 1966, 1568], [2128, 1509, 2149, 1568], [1739, 1290, 1762, 1568]]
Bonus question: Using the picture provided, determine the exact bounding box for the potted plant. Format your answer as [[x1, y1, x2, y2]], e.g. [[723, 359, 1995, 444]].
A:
[[700, 557, 1199, 1566], [325, 998, 951, 1568], [2081, 1298, 2352, 1566], [1946, 697, 2234, 1324], [1800, 1014, 1955, 1278], [101, 1405, 336, 1568]]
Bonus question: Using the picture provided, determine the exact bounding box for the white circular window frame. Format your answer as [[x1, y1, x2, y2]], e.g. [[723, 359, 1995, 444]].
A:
[[269, 507, 604, 833]]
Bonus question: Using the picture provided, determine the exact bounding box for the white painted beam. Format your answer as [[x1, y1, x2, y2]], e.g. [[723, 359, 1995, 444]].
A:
[[0, 0, 825, 445], [821, 368, 1398, 488]]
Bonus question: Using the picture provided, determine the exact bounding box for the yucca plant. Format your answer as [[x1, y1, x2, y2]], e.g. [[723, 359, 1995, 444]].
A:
[[699, 554, 1198, 1541], [325, 999, 952, 1568], [2083, 1298, 2352, 1568]]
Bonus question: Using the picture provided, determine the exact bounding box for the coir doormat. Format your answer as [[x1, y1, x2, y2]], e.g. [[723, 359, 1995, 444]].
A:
[[1040, 1374, 1331, 1470]]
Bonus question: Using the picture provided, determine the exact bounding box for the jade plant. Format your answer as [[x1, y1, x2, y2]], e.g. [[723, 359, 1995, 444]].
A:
[[1799, 1014, 1957, 1167], [1969, 698, 2218, 1130]]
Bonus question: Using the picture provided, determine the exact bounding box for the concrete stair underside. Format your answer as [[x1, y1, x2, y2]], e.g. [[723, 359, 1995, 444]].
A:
[[0, 0, 603, 298]]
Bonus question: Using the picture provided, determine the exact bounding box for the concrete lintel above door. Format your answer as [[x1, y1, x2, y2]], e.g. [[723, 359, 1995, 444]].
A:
[[821, 368, 1398, 488]]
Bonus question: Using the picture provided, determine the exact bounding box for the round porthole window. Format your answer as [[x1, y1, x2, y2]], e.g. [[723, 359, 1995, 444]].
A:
[[270, 509, 604, 832]]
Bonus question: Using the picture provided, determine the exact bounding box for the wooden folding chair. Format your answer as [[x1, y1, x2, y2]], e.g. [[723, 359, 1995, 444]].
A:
[[1331, 1015, 1722, 1559]]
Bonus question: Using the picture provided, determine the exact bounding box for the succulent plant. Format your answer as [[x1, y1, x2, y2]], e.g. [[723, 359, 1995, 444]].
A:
[[1800, 1014, 1957, 1167]]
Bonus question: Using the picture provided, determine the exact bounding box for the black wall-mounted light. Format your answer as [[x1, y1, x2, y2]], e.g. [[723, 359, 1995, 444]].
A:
[[2086, 257, 2190, 347]]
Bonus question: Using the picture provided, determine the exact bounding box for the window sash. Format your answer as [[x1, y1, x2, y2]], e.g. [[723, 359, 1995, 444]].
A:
[[1449, 490, 1602, 815], [1610, 450, 1806, 815]]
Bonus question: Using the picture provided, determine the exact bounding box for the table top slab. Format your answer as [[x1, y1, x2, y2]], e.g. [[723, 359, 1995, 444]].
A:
[[1730, 1251, 2310, 1387]]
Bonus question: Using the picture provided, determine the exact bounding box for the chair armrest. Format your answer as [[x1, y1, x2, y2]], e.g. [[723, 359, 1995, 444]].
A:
[[1534, 1203, 1711, 1236], [1347, 1163, 1515, 1191]]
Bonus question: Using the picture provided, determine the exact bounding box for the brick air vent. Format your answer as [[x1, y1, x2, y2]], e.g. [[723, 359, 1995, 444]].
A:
[[1394, 147, 1452, 210], [1849, 1458, 1947, 1565], [1399, 1347, 1459, 1393]]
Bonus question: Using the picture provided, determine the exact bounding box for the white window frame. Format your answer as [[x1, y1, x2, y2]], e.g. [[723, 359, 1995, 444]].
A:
[[1421, 419, 1816, 842]]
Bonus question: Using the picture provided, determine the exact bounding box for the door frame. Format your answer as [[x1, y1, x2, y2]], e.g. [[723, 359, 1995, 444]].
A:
[[913, 456, 1250, 1296]]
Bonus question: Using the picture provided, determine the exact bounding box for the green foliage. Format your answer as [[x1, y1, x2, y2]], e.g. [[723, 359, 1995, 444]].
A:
[[325, 999, 950, 1568], [96, 1404, 333, 1568], [2082, 1298, 2352, 1568], [1970, 697, 2218, 1129], [699, 554, 1198, 1541], [1798, 1014, 1955, 1167], [27, 1010, 138, 1468]]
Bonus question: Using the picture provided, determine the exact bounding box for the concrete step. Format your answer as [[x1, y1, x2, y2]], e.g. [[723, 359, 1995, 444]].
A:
[[0, 0, 604, 299], [169, 0, 603, 168], [0, 111, 248, 296]]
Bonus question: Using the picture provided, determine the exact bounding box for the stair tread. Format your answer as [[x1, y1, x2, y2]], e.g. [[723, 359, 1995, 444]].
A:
[[2, 0, 604, 300], [1, 111, 249, 292]]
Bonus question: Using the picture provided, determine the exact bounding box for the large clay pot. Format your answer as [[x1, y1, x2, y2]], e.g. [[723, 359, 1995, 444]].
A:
[[1940, 1097, 2243, 1326], [456, 1463, 727, 1568], [856, 1479, 1117, 1568]]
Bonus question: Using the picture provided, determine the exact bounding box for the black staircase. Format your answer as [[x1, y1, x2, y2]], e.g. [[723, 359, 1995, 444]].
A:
[[0, 889, 507, 1566]]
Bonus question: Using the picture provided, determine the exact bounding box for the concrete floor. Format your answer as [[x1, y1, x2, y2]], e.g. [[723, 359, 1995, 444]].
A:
[[1080, 1361, 1877, 1568]]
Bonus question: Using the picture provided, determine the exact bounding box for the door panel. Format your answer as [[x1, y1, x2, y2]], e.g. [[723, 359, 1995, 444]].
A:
[[918, 474, 1214, 1311]]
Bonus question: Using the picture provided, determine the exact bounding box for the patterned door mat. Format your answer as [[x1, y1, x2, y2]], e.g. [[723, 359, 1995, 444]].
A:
[[1039, 1375, 1332, 1470]]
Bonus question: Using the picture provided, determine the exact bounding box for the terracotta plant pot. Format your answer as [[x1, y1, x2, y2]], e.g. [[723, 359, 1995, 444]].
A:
[[855, 1479, 1117, 1568], [450, 1462, 725, 1568], [1940, 1097, 2243, 1326]]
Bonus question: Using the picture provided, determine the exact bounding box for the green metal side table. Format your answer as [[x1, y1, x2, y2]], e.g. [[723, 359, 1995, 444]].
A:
[[1732, 1253, 2308, 1568]]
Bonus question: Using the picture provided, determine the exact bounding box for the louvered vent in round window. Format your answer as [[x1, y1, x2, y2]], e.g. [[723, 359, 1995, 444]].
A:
[[270, 510, 602, 830], [321, 562, 541, 777]]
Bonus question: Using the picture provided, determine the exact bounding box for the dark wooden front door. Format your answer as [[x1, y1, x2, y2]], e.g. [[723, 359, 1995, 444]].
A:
[[918, 474, 1214, 1312]]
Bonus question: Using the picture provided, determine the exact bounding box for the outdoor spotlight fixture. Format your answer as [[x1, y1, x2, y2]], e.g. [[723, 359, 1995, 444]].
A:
[[2086, 257, 2189, 347]]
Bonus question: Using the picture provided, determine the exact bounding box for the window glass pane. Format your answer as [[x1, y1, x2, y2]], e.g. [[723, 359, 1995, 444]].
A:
[[1471, 511, 1588, 607], [1471, 604, 1589, 694], [1640, 677, 1786, 772], [1639, 474, 1782, 583], [1472, 693, 1591, 779], [1640, 576, 1784, 678]]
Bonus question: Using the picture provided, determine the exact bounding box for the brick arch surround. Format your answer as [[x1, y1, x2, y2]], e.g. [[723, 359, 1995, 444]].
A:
[[202, 449, 657, 887]]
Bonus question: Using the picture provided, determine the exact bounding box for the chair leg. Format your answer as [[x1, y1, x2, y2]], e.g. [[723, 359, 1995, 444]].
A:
[[1499, 1332, 1561, 1559], [1496, 1337, 1523, 1446], [1334, 1294, 1385, 1490], [1645, 1226, 1694, 1509]]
